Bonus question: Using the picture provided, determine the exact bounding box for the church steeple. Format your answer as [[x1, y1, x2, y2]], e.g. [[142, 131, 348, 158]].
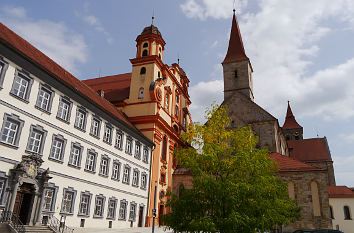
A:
[[282, 102, 303, 141], [222, 11, 254, 101]]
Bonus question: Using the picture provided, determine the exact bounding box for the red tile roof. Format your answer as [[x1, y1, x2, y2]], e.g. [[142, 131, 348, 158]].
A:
[[83, 73, 131, 103], [0, 22, 146, 139], [287, 138, 332, 162], [328, 186, 354, 198], [282, 102, 302, 129], [269, 153, 322, 172], [222, 12, 249, 64], [173, 167, 191, 175]]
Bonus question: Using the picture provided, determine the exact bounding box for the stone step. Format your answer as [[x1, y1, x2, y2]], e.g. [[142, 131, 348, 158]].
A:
[[24, 225, 54, 233]]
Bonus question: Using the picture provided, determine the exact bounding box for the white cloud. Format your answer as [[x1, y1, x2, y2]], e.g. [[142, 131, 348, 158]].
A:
[[181, 0, 248, 20], [333, 154, 354, 186], [0, 6, 88, 75]]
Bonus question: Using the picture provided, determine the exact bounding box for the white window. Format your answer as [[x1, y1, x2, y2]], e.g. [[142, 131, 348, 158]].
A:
[[141, 173, 147, 189], [94, 196, 104, 217], [99, 157, 109, 176], [107, 199, 117, 219], [12, 73, 29, 99], [126, 138, 132, 154], [28, 130, 43, 153], [49, 136, 66, 161], [135, 142, 141, 159], [112, 162, 121, 180], [115, 131, 123, 149], [90, 118, 101, 137], [122, 165, 130, 184], [143, 147, 149, 163], [75, 108, 87, 130], [119, 201, 127, 220], [129, 203, 137, 221], [57, 97, 71, 122], [43, 189, 54, 211], [132, 169, 139, 187], [62, 191, 74, 213], [1, 120, 18, 145], [103, 125, 112, 143], [165, 94, 169, 110], [37, 88, 51, 111], [79, 194, 90, 216], [69, 144, 81, 167], [85, 151, 96, 172]]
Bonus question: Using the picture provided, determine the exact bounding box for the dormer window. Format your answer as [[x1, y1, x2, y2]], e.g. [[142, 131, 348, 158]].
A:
[[138, 88, 144, 99], [140, 67, 146, 75]]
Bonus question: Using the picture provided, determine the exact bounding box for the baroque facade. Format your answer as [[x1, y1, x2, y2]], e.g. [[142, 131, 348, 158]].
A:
[[0, 22, 154, 230]]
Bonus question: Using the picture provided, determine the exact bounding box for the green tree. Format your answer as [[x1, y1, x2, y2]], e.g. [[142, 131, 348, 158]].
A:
[[162, 104, 300, 233]]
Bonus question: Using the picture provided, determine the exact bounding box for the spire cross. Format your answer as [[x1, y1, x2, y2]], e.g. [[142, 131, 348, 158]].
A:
[[233, 0, 236, 14], [152, 9, 155, 25], [177, 53, 180, 65]]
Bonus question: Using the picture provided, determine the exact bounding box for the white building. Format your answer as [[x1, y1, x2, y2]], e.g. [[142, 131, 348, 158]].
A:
[[329, 185, 354, 233], [0, 22, 154, 230]]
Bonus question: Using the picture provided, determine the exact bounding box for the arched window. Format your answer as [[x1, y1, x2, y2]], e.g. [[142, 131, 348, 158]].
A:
[[288, 182, 295, 200], [173, 125, 178, 132], [143, 42, 148, 48], [175, 106, 179, 118], [330, 206, 334, 219], [140, 67, 146, 75], [158, 71, 161, 78], [311, 181, 321, 217], [344, 206, 351, 220], [159, 54, 161, 59], [165, 94, 169, 110], [142, 49, 148, 57], [138, 88, 144, 99], [161, 136, 167, 161], [234, 70, 238, 79]]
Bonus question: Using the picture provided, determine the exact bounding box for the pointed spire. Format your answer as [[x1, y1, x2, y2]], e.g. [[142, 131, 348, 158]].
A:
[[282, 101, 302, 129], [222, 11, 249, 64]]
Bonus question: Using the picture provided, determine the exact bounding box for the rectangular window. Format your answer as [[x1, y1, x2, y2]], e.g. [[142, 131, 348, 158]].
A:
[[160, 173, 166, 184], [43, 189, 54, 211], [75, 107, 87, 131], [0, 57, 9, 88], [119, 201, 127, 220], [62, 191, 74, 214], [135, 142, 141, 159], [49, 135, 66, 162], [68, 143, 82, 168], [107, 199, 117, 219], [126, 137, 132, 155], [132, 169, 139, 187], [103, 124, 113, 144], [0, 180, 5, 204], [90, 117, 101, 138], [115, 131, 123, 149], [94, 196, 105, 218], [142, 147, 149, 163], [141, 173, 147, 189], [85, 149, 97, 172], [36, 84, 54, 112], [129, 203, 137, 221], [1, 120, 18, 145], [99, 157, 110, 177], [111, 161, 121, 180], [122, 165, 131, 184], [26, 125, 47, 155], [57, 97, 72, 122], [79, 194, 90, 216], [11, 71, 32, 100]]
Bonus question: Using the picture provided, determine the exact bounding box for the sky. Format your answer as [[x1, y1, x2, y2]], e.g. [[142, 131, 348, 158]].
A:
[[1, 0, 354, 186]]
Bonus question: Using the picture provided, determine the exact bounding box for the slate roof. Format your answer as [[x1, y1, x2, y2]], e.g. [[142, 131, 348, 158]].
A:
[[328, 186, 354, 198], [287, 138, 332, 162], [269, 153, 322, 172], [282, 102, 302, 129], [0, 22, 150, 142]]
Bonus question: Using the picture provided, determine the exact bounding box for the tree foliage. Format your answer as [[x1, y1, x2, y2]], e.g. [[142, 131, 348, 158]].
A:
[[162, 104, 300, 233]]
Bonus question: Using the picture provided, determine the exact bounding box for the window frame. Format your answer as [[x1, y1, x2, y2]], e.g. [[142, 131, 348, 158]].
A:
[[135, 141, 141, 160], [68, 142, 83, 168], [60, 187, 77, 215], [78, 191, 92, 217], [111, 160, 121, 181], [99, 154, 110, 177], [26, 124, 47, 155], [0, 56, 9, 89], [35, 83, 55, 113], [90, 116, 102, 138], [74, 106, 88, 131], [132, 168, 140, 187], [56, 96, 73, 123], [10, 69, 33, 102], [48, 134, 67, 163], [93, 194, 106, 218], [84, 149, 98, 173], [125, 136, 133, 155], [344, 205, 351, 220], [103, 123, 113, 144], [129, 202, 137, 222], [0, 113, 24, 148], [107, 197, 118, 220], [0, 171, 8, 208], [118, 199, 128, 220], [122, 164, 131, 185], [142, 146, 149, 164], [141, 172, 148, 190], [42, 183, 59, 213], [115, 130, 124, 150]]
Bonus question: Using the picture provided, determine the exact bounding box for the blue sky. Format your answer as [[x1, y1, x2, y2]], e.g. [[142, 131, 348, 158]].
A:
[[1, 0, 354, 186]]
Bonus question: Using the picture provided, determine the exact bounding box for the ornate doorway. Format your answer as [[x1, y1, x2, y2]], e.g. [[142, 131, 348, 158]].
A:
[[13, 183, 35, 224]]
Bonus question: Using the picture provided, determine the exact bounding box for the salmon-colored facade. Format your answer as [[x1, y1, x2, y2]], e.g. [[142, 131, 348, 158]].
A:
[[84, 23, 192, 226]]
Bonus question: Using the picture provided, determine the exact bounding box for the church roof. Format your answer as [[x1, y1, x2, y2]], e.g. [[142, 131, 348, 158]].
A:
[[0, 22, 148, 139], [222, 12, 249, 64], [269, 153, 322, 172], [83, 73, 131, 103], [287, 138, 332, 162], [282, 102, 302, 129], [141, 24, 162, 37], [328, 186, 354, 198]]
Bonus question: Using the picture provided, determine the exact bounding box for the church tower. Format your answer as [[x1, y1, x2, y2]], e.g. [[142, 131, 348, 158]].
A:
[[222, 11, 254, 101], [282, 102, 303, 140]]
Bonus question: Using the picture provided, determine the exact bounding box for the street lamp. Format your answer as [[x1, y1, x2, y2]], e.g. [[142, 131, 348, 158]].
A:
[[152, 180, 158, 233]]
